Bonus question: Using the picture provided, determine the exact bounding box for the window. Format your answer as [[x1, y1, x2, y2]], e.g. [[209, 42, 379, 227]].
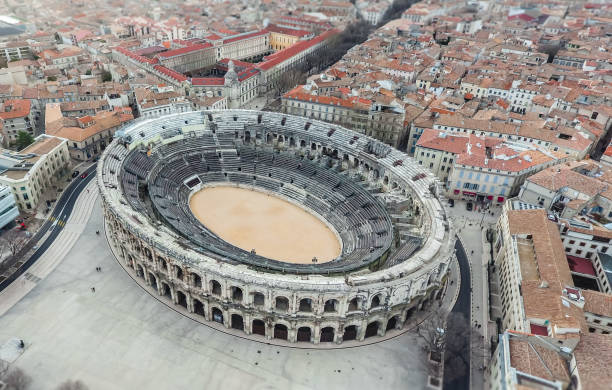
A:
[[569, 240, 575, 245]]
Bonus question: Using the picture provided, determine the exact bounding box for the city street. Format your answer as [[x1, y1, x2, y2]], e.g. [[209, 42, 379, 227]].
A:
[[447, 199, 501, 390]]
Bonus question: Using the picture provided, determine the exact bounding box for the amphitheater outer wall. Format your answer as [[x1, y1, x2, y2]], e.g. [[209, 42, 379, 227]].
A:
[[99, 110, 456, 344]]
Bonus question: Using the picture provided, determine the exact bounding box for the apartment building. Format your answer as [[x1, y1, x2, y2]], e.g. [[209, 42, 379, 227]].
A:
[[0, 135, 69, 211], [0, 184, 19, 230], [0, 99, 35, 146]]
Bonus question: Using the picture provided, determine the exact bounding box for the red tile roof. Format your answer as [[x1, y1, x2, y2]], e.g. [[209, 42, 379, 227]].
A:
[[113, 46, 158, 64], [153, 65, 187, 82], [156, 43, 213, 58], [223, 30, 268, 45], [257, 29, 338, 71], [0, 99, 30, 120], [191, 77, 225, 86]]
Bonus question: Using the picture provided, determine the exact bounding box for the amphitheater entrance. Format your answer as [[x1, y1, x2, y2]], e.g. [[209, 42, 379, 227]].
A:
[[161, 283, 171, 299], [231, 314, 244, 331], [212, 308, 224, 324], [297, 327, 311, 342], [176, 291, 187, 308], [189, 186, 341, 263], [343, 325, 357, 341], [365, 322, 380, 338], [252, 319, 266, 336], [274, 324, 288, 340], [193, 299, 205, 316], [320, 327, 335, 342], [386, 316, 398, 331]]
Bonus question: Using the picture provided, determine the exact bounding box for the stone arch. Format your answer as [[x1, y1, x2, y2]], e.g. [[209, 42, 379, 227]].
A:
[[173, 264, 183, 281], [348, 297, 360, 312], [343, 325, 358, 341], [275, 296, 289, 312], [289, 137, 296, 147], [298, 298, 313, 312], [274, 323, 288, 340], [300, 139, 306, 148], [320, 326, 335, 342], [135, 263, 144, 279], [211, 307, 224, 324], [266, 133, 272, 143], [405, 306, 416, 322], [324, 299, 338, 313], [210, 280, 222, 296], [158, 257, 168, 272], [297, 326, 312, 342], [231, 286, 243, 302], [148, 272, 157, 290], [193, 298, 205, 316], [370, 294, 383, 309], [252, 319, 266, 336], [383, 176, 389, 185], [253, 292, 265, 307], [365, 321, 381, 338], [191, 272, 202, 288], [386, 315, 399, 331], [161, 282, 171, 299], [176, 290, 187, 308], [231, 314, 244, 331]]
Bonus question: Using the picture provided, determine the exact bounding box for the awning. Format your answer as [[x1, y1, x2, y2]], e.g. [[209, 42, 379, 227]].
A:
[[453, 189, 460, 194], [530, 323, 548, 336], [487, 195, 494, 200], [462, 191, 477, 196], [497, 196, 505, 202]]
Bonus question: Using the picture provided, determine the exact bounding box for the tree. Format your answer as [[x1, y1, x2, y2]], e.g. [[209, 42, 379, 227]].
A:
[[47, 76, 57, 81], [15, 131, 35, 151], [0, 365, 32, 390], [85, 69, 92, 75], [1, 229, 28, 257], [56, 380, 89, 390], [101, 71, 112, 82]]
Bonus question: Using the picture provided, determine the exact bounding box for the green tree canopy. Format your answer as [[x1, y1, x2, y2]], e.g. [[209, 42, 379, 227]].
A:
[[16, 131, 35, 150], [101, 71, 112, 82]]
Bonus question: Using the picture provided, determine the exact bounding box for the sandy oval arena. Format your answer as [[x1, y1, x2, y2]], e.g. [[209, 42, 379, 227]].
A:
[[189, 186, 341, 263]]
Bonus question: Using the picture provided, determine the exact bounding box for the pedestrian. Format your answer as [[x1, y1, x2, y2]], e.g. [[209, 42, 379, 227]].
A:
[[91, 287, 95, 293], [99, 266, 102, 272], [96, 230, 99, 235]]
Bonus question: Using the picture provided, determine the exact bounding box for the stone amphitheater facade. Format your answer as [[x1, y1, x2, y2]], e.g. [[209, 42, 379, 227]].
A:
[[98, 110, 456, 345]]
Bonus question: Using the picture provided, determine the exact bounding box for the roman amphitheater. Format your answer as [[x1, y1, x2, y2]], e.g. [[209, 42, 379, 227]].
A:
[[97, 110, 455, 345]]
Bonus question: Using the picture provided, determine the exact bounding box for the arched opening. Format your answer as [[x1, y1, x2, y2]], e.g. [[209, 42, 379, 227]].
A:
[[300, 139, 306, 148], [405, 307, 416, 322], [298, 298, 312, 312], [252, 319, 266, 336], [266, 133, 272, 143], [343, 325, 357, 341], [371, 295, 381, 309], [148, 273, 157, 290], [297, 327, 312, 342], [365, 321, 380, 338], [436, 289, 444, 300], [253, 292, 265, 307], [135, 264, 144, 278], [320, 327, 335, 342], [231, 314, 244, 331], [161, 282, 171, 299], [232, 286, 243, 302], [274, 324, 288, 340], [386, 316, 398, 331], [324, 299, 338, 313], [383, 176, 389, 185], [348, 297, 359, 311], [311, 142, 317, 151], [212, 307, 223, 324], [192, 273, 202, 288], [176, 291, 187, 308], [159, 257, 168, 271], [245, 131, 251, 143], [289, 137, 296, 147], [211, 280, 222, 296], [275, 296, 289, 312], [193, 299, 205, 316], [174, 265, 183, 281]]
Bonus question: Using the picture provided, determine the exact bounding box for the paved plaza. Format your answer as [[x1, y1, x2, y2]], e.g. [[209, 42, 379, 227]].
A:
[[0, 194, 429, 390]]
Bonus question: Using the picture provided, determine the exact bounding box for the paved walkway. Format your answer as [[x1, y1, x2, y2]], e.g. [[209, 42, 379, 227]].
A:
[[0, 191, 432, 389]]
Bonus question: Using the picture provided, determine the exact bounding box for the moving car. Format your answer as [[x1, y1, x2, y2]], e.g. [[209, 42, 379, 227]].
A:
[[72, 170, 80, 178], [80, 172, 88, 179], [466, 202, 473, 211], [448, 199, 454, 207]]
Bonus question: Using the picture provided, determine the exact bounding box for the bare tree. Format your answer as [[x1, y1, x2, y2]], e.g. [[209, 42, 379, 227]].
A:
[[0, 366, 32, 390], [56, 379, 89, 390], [0, 229, 27, 257], [417, 308, 449, 362]]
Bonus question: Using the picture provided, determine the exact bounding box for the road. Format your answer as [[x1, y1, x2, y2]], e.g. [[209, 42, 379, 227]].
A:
[[0, 163, 97, 292], [444, 238, 471, 390]]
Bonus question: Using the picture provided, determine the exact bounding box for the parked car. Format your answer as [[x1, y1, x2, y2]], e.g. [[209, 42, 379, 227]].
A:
[[466, 202, 473, 211], [72, 170, 80, 178], [80, 172, 88, 179], [448, 199, 455, 207]]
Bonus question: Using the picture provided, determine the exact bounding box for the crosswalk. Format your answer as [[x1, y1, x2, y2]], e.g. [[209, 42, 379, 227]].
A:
[[49, 216, 66, 227]]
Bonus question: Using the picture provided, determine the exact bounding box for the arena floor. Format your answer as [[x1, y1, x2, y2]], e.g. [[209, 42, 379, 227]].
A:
[[189, 186, 341, 263], [0, 196, 428, 390]]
